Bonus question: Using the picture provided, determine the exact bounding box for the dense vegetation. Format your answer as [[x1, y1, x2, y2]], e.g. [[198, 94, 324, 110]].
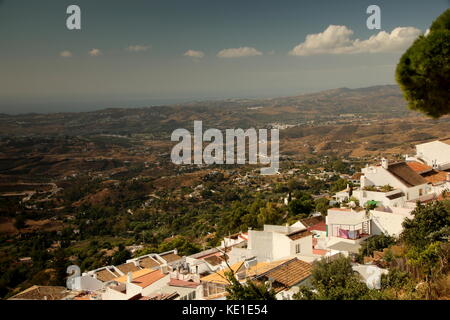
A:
[[294, 256, 385, 300], [223, 200, 449, 300], [0, 153, 354, 298], [292, 201, 450, 300], [396, 9, 450, 118]]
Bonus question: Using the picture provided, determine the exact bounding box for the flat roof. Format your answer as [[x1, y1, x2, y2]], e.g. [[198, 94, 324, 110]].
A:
[[328, 241, 360, 253]]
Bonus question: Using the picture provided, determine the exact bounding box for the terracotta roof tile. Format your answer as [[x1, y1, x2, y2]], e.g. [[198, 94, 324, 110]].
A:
[[351, 172, 363, 180], [287, 229, 312, 240], [203, 255, 225, 266], [387, 162, 427, 187], [9, 286, 69, 300], [116, 262, 141, 274], [299, 216, 324, 228], [143, 292, 179, 300], [264, 259, 312, 287], [169, 278, 200, 288], [113, 268, 153, 283], [160, 253, 182, 263], [139, 257, 161, 269], [422, 170, 449, 185], [96, 269, 118, 282], [313, 249, 328, 255], [308, 221, 326, 232], [200, 262, 244, 285], [131, 270, 167, 288], [406, 161, 432, 174], [245, 259, 290, 278]]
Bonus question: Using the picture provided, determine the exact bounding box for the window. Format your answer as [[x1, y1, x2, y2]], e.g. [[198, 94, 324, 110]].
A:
[[419, 189, 423, 196], [295, 243, 301, 254]]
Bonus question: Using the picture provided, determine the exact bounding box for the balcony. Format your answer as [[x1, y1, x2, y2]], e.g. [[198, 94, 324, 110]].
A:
[[329, 220, 371, 241]]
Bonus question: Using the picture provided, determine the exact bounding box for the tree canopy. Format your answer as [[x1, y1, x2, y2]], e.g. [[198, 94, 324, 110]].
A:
[[225, 271, 277, 300], [357, 233, 396, 261], [396, 9, 450, 118], [400, 201, 450, 299], [294, 256, 384, 300], [401, 201, 449, 250]]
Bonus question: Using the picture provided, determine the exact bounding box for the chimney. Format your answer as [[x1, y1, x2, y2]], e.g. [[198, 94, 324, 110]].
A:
[[381, 158, 388, 169], [265, 279, 273, 290], [447, 172, 450, 182], [160, 264, 169, 274], [127, 272, 133, 283]]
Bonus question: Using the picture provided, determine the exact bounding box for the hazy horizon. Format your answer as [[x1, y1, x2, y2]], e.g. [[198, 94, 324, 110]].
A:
[[1, 0, 448, 114], [0, 82, 401, 115]]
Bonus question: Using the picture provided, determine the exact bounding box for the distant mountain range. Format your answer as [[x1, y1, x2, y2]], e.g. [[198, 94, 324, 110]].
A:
[[0, 85, 418, 137]]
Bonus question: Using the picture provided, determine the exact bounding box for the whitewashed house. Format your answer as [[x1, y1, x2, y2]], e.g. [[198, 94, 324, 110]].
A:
[[416, 140, 450, 171], [325, 208, 371, 255], [352, 158, 431, 207], [228, 224, 314, 264]]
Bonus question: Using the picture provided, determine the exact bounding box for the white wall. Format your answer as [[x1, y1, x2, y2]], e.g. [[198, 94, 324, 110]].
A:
[[370, 209, 412, 237], [416, 141, 450, 169], [353, 189, 404, 207], [263, 224, 302, 234], [360, 166, 430, 203], [184, 257, 221, 274], [271, 232, 291, 260], [246, 228, 314, 262], [405, 183, 430, 201], [141, 274, 171, 296], [362, 166, 405, 190], [228, 247, 254, 265], [248, 230, 274, 261], [326, 209, 368, 226], [432, 181, 450, 195], [72, 275, 104, 291], [289, 236, 313, 257], [102, 282, 142, 300]]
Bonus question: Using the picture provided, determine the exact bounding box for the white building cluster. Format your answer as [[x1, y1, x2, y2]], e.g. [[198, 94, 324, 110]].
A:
[[332, 140, 450, 244], [9, 140, 450, 300]]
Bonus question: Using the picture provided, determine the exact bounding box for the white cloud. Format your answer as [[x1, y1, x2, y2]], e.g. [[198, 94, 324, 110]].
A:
[[184, 50, 205, 58], [89, 48, 102, 57], [217, 47, 263, 58], [289, 25, 421, 56], [126, 45, 150, 52], [60, 50, 73, 58]]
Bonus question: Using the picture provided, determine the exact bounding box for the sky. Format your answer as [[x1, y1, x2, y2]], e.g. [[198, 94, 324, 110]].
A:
[[0, 0, 448, 114]]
